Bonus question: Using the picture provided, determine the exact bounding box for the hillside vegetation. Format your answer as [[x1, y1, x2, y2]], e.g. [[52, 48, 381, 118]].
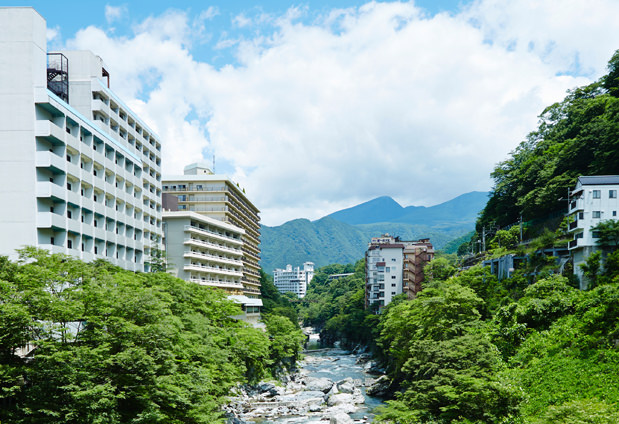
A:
[[297, 51, 619, 424], [478, 51, 619, 231]]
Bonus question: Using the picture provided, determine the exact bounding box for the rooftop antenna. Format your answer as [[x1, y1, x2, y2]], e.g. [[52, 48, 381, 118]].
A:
[[212, 153, 215, 173]]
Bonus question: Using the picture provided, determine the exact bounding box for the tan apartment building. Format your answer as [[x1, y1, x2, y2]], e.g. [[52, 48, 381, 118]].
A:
[[163, 163, 261, 298]]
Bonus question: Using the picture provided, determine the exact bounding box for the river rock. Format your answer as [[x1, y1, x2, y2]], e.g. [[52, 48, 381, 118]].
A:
[[336, 377, 355, 394], [279, 390, 326, 405], [327, 393, 355, 407], [367, 375, 391, 397], [330, 412, 354, 424], [304, 376, 334, 393]]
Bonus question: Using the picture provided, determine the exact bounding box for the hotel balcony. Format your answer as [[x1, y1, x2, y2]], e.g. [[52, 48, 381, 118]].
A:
[[37, 212, 65, 229], [35, 151, 65, 173], [35, 120, 64, 144], [36, 181, 65, 201], [569, 199, 584, 213]]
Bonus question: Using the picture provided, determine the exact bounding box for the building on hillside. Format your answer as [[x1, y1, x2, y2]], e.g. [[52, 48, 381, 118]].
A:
[[568, 175, 619, 288], [273, 262, 315, 298], [162, 210, 263, 327], [0, 7, 162, 270], [162, 163, 261, 298], [365, 234, 434, 310]]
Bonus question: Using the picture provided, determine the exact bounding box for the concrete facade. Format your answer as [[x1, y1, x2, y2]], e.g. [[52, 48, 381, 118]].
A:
[[0, 8, 162, 270], [273, 262, 315, 298], [568, 175, 619, 288], [163, 163, 261, 298], [365, 235, 434, 310]]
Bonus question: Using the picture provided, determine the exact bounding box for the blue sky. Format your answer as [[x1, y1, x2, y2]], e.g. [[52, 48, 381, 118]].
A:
[[12, 1, 619, 225]]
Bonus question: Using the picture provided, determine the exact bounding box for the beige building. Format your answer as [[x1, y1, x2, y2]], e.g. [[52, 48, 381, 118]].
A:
[[163, 163, 261, 298]]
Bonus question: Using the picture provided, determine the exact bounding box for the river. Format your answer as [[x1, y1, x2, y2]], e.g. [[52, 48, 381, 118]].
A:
[[236, 334, 385, 424]]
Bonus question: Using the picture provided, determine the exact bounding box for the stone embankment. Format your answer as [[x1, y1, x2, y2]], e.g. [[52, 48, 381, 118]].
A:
[[225, 351, 388, 424]]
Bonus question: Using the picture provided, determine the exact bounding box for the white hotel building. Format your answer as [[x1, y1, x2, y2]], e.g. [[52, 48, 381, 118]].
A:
[[0, 8, 162, 270], [568, 175, 619, 288], [273, 262, 315, 298]]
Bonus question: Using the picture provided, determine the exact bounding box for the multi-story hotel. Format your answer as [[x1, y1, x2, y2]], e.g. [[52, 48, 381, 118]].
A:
[[568, 175, 619, 288], [163, 210, 263, 327], [0, 7, 162, 270], [365, 234, 433, 310], [273, 262, 315, 298], [163, 163, 261, 298]]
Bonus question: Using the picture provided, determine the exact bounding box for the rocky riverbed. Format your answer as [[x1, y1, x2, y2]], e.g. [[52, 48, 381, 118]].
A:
[[224, 348, 386, 424]]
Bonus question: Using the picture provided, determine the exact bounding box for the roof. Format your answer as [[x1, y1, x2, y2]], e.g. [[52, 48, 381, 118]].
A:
[[578, 176, 619, 186], [228, 295, 263, 307]]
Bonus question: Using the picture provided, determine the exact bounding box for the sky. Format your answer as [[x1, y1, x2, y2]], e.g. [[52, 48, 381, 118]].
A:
[[15, 0, 619, 225]]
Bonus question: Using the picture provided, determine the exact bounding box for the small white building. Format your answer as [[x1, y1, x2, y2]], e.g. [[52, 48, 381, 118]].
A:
[[273, 262, 315, 298], [568, 175, 619, 288]]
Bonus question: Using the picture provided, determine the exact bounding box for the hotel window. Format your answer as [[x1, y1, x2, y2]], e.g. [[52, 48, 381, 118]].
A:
[[67, 240, 73, 249], [593, 190, 601, 199], [593, 211, 602, 218], [610, 190, 617, 199]]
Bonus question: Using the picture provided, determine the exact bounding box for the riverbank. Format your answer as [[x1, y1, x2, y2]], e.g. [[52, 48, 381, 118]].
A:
[[225, 347, 385, 423]]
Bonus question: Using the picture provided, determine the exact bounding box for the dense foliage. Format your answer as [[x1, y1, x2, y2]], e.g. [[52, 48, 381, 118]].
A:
[[478, 50, 619, 231], [298, 262, 379, 349], [302, 257, 619, 423], [0, 249, 303, 423]]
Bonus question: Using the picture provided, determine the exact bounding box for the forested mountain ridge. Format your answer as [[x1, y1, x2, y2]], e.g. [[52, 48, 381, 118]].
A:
[[261, 191, 488, 272], [478, 51, 619, 231]]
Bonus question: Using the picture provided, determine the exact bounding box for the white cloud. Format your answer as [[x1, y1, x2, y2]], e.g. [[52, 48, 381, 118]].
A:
[[104, 4, 127, 24], [66, 1, 619, 226], [46, 26, 60, 42]]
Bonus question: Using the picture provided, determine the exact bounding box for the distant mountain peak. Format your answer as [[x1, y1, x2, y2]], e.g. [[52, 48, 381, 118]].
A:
[[326, 196, 404, 225]]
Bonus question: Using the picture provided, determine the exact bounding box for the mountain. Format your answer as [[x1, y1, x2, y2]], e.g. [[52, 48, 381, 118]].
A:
[[327, 191, 489, 226], [260, 191, 489, 272]]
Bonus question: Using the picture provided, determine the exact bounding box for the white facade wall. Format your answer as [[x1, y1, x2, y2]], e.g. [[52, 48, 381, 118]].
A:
[[273, 262, 314, 298], [163, 211, 245, 292], [0, 8, 162, 270], [366, 244, 404, 309], [568, 176, 619, 288]]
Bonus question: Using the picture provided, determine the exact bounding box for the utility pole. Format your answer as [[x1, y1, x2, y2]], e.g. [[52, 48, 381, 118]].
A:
[[519, 214, 523, 242], [482, 226, 486, 252]]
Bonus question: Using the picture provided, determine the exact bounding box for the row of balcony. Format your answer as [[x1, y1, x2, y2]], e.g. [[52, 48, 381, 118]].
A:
[[184, 250, 243, 266], [184, 225, 242, 245], [184, 237, 242, 256]]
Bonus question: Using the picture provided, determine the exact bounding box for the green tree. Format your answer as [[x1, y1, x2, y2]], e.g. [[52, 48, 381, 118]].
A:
[[592, 219, 619, 249]]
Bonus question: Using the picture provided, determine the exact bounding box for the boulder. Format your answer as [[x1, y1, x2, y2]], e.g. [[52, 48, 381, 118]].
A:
[[367, 375, 391, 398], [279, 390, 326, 405], [336, 377, 355, 394], [303, 377, 334, 393], [330, 412, 354, 424], [327, 393, 355, 407]]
